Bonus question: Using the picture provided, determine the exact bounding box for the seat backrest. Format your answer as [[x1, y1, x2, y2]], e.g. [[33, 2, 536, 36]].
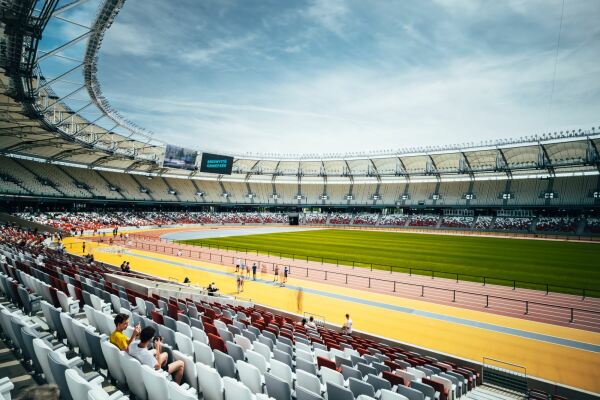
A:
[[101, 340, 127, 385], [141, 364, 169, 400], [258, 334, 274, 351], [273, 348, 293, 369], [214, 349, 236, 378], [349, 377, 376, 399], [173, 349, 198, 391], [175, 331, 194, 355], [119, 351, 147, 400], [168, 379, 197, 400], [192, 327, 208, 344], [21, 326, 43, 374], [176, 321, 192, 338], [236, 360, 262, 394], [223, 376, 254, 400], [195, 362, 224, 400], [208, 333, 227, 353], [380, 389, 410, 400], [193, 340, 214, 366], [383, 370, 408, 387], [366, 373, 392, 392], [410, 381, 436, 400], [48, 350, 77, 400], [296, 386, 323, 400], [265, 372, 292, 400], [296, 369, 322, 396], [320, 366, 344, 387], [226, 341, 245, 362], [65, 368, 93, 400], [85, 329, 108, 370], [158, 325, 176, 347], [270, 359, 293, 385], [396, 385, 425, 400], [60, 313, 78, 349], [326, 381, 354, 400], [234, 334, 252, 351], [341, 364, 363, 381], [32, 338, 54, 384], [296, 357, 318, 376], [245, 349, 268, 374], [253, 340, 271, 361]]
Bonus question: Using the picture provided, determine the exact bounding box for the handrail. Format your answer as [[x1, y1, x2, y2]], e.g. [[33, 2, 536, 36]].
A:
[[126, 233, 600, 299], [111, 236, 600, 329]]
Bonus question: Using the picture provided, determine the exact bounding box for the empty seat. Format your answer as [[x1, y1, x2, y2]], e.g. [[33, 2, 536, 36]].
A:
[[237, 360, 264, 394], [265, 372, 292, 400], [349, 377, 376, 399], [195, 362, 224, 400], [326, 382, 354, 400], [119, 352, 147, 400], [214, 349, 237, 378], [296, 369, 323, 397]]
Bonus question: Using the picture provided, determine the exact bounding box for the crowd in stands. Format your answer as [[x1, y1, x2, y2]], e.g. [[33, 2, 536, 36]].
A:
[[440, 217, 474, 229], [303, 213, 328, 224], [473, 216, 493, 230], [585, 218, 600, 234], [11, 210, 600, 236], [535, 217, 578, 233], [409, 215, 439, 227], [378, 215, 410, 226], [352, 213, 379, 225], [329, 213, 353, 225], [14, 211, 290, 233], [493, 217, 533, 231], [0, 224, 485, 400], [261, 213, 289, 224]]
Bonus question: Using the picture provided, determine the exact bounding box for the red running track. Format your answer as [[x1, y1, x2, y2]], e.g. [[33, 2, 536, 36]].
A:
[[89, 232, 600, 332]]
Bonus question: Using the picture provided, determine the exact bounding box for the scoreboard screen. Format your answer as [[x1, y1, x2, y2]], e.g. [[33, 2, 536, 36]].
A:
[[200, 153, 233, 175], [162, 144, 198, 170]]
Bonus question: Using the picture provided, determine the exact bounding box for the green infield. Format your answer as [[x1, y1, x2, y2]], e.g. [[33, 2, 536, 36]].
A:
[[178, 229, 600, 296]]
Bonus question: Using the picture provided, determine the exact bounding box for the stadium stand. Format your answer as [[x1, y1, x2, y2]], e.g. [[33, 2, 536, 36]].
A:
[[0, 224, 498, 400], [535, 217, 578, 233], [440, 216, 474, 229]]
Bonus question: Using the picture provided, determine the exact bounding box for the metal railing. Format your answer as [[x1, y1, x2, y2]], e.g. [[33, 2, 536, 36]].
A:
[[92, 236, 600, 329], [123, 233, 600, 299]]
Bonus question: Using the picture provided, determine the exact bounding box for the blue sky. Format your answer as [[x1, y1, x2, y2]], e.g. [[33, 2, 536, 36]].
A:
[[38, 0, 600, 155]]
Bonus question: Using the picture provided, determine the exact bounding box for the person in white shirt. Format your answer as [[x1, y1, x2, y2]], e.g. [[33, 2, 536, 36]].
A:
[[129, 326, 184, 384], [342, 314, 353, 334], [306, 316, 317, 329]]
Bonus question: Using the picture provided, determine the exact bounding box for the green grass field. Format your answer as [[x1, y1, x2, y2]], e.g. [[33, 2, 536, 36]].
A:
[[179, 229, 600, 296]]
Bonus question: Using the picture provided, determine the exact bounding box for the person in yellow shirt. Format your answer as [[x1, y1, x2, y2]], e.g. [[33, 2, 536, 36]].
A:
[[109, 313, 141, 351]]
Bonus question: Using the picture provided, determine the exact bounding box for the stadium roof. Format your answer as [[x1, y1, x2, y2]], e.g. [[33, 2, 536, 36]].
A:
[[0, 0, 599, 179]]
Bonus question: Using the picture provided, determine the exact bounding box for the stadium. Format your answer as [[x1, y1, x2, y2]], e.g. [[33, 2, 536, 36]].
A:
[[0, 1, 599, 400]]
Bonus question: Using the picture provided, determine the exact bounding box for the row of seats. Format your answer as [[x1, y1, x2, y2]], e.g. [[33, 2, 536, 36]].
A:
[[0, 226, 483, 400]]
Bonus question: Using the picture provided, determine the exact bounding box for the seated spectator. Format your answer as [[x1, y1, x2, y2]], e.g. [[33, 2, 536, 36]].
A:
[[207, 282, 219, 296], [129, 326, 184, 384], [110, 313, 140, 351], [306, 316, 317, 329]]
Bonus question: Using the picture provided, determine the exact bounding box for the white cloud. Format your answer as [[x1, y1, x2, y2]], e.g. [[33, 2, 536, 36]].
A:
[[179, 35, 256, 65], [305, 0, 349, 36], [101, 22, 155, 57]]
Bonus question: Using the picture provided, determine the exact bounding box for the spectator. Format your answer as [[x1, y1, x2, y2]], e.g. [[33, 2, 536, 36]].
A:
[[306, 316, 317, 329], [342, 314, 353, 334], [183, 277, 190, 284], [110, 313, 141, 351], [252, 262, 257, 280], [129, 326, 184, 384]]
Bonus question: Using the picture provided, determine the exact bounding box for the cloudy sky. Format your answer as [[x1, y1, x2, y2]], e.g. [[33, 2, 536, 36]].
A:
[[39, 0, 600, 155]]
